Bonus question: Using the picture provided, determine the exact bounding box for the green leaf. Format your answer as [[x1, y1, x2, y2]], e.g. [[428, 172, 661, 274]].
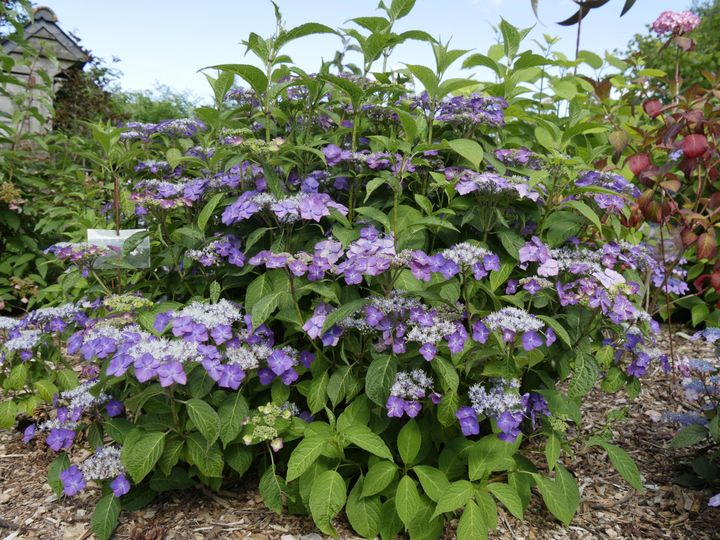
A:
[[149, 468, 195, 492], [563, 200, 603, 232], [487, 482, 524, 519], [121, 431, 166, 483], [586, 437, 644, 492], [545, 432, 561, 471], [569, 352, 598, 398], [355, 206, 392, 232], [535, 464, 580, 525], [413, 466, 449, 503], [91, 494, 121, 540], [259, 467, 285, 514], [405, 63, 438, 94], [287, 434, 329, 482], [457, 500, 488, 540], [219, 393, 249, 446], [251, 291, 283, 328], [33, 379, 58, 402], [276, 22, 336, 50], [309, 470, 347, 537], [326, 366, 354, 407], [307, 371, 330, 414], [56, 368, 79, 391], [344, 424, 394, 460], [380, 498, 404, 540], [225, 445, 253, 477], [208, 63, 268, 95], [389, 0, 416, 20], [672, 424, 710, 448], [431, 480, 474, 518], [346, 477, 382, 539], [445, 138, 484, 169], [0, 399, 17, 428], [5, 363, 28, 390], [321, 298, 367, 333], [395, 475, 422, 528], [468, 436, 517, 481], [157, 435, 184, 476], [186, 398, 220, 446], [537, 315, 572, 347], [197, 192, 224, 232], [430, 357, 459, 393], [398, 420, 422, 465], [187, 433, 224, 477], [166, 148, 182, 168], [362, 460, 398, 498], [48, 453, 70, 496], [365, 355, 397, 406]]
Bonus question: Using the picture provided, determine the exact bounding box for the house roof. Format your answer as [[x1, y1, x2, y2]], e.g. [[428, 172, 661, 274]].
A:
[[2, 6, 90, 64]]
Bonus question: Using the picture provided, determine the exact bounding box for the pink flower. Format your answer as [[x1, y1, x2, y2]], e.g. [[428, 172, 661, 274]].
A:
[[651, 11, 700, 35]]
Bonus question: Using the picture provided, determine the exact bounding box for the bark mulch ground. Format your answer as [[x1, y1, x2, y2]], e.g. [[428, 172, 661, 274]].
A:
[[1, 329, 719, 539]]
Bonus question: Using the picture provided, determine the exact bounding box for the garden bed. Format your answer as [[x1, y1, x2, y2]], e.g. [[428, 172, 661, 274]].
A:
[[0, 330, 718, 540]]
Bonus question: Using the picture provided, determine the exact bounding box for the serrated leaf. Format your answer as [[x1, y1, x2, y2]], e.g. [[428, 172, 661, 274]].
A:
[[365, 355, 397, 406], [91, 493, 121, 540], [219, 393, 249, 446], [457, 499, 488, 540], [309, 470, 347, 537], [431, 480, 474, 518], [307, 371, 329, 414], [397, 420, 421, 465], [569, 353, 598, 398], [48, 453, 70, 496], [446, 138, 484, 169], [259, 467, 285, 514], [287, 434, 329, 482], [121, 431, 165, 483], [346, 477, 382, 539], [197, 192, 224, 232], [671, 424, 709, 448], [487, 482, 524, 519], [545, 432, 561, 471], [344, 424, 394, 460], [187, 433, 224, 477], [321, 298, 367, 333], [413, 466, 449, 502], [537, 315, 572, 347], [186, 398, 220, 446], [362, 460, 398, 498], [226, 445, 254, 476], [395, 475, 422, 528], [586, 437, 644, 492], [0, 400, 17, 428], [535, 464, 580, 525]]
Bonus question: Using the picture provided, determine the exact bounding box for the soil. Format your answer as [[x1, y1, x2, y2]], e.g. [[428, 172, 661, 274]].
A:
[[1, 328, 719, 540]]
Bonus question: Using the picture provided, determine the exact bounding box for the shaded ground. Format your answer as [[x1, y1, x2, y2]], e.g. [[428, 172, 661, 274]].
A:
[[1, 329, 719, 539]]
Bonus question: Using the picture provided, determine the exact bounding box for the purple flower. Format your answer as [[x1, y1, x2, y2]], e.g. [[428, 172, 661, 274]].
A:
[[217, 363, 244, 389], [105, 400, 124, 417], [111, 474, 131, 497], [60, 465, 86, 496], [386, 396, 406, 418], [496, 410, 523, 442], [419, 343, 437, 361], [521, 331, 543, 351], [456, 406, 480, 436], [267, 350, 294, 376], [157, 360, 187, 387], [46, 428, 75, 452], [709, 494, 720, 507], [210, 324, 233, 345], [23, 424, 36, 443]]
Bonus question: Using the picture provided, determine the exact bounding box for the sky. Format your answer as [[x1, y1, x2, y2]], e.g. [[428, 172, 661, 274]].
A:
[[42, 0, 694, 99]]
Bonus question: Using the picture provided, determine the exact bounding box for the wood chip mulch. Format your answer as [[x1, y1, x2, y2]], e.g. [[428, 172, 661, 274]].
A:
[[1, 328, 720, 539]]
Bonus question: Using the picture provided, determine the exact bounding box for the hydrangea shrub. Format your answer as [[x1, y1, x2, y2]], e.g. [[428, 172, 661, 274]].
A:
[[0, 3, 684, 539]]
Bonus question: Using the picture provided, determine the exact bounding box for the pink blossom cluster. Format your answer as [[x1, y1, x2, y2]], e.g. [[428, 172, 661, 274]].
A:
[[651, 10, 701, 35]]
